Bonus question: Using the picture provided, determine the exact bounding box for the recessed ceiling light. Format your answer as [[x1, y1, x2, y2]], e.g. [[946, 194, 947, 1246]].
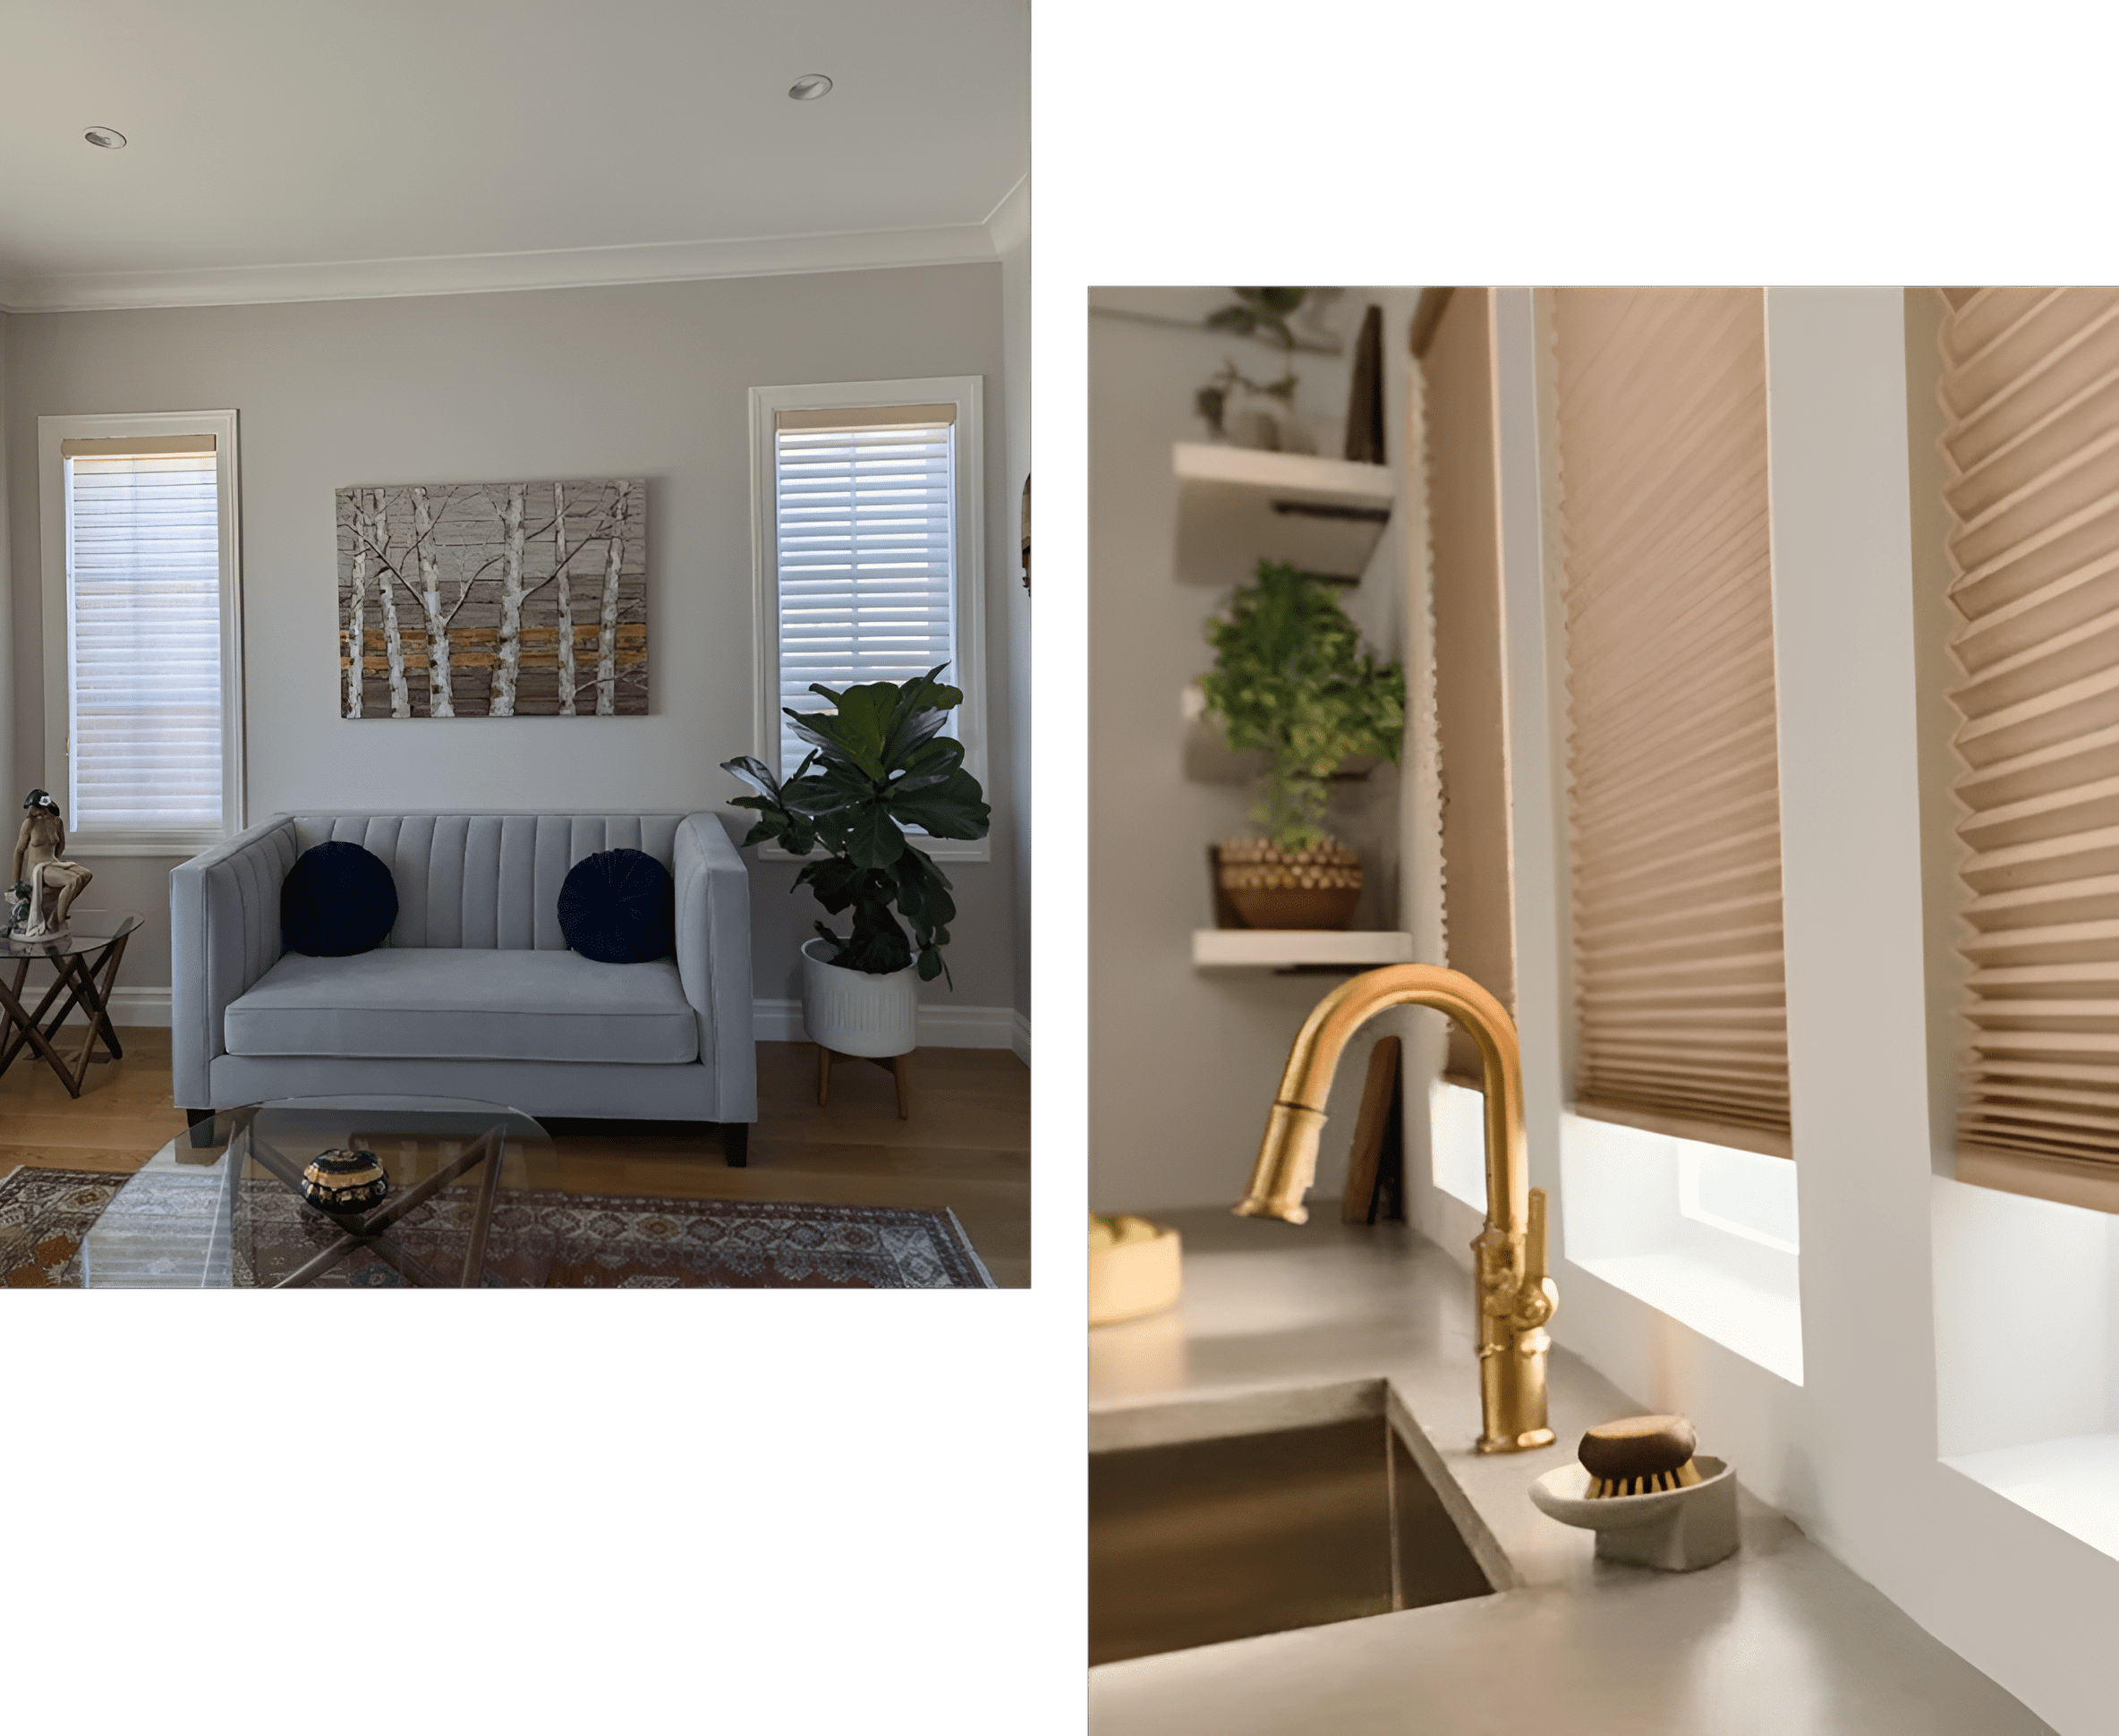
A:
[[83, 126, 126, 149], [787, 74, 833, 101]]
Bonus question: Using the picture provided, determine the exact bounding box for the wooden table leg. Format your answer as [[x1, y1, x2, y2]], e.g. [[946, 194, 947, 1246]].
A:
[[0, 966, 96, 1089], [459, 1128, 507, 1286]]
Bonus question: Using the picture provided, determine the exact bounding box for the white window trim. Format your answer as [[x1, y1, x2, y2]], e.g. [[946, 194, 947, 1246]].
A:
[[37, 410, 245, 854], [746, 375, 989, 864]]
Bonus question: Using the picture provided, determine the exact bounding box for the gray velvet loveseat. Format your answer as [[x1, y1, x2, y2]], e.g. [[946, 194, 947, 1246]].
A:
[[171, 812, 755, 1164]]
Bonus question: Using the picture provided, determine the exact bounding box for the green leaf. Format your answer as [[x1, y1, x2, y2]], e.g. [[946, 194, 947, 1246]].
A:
[[840, 799, 907, 870], [834, 915, 912, 974], [889, 768, 990, 840], [719, 754, 783, 804], [1198, 558, 1405, 851], [786, 680, 902, 779]]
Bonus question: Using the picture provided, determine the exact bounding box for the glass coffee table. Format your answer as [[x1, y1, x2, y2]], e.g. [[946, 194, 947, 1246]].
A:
[[81, 1097, 555, 1289]]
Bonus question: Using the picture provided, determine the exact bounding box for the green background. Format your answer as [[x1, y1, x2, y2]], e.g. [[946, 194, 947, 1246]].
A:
[[16, 3, 2119, 1721]]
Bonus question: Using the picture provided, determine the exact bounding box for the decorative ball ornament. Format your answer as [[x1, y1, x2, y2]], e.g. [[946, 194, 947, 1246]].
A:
[[300, 1147, 388, 1213]]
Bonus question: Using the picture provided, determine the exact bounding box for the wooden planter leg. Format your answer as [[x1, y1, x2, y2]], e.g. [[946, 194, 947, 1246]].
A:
[[818, 1046, 909, 1119]]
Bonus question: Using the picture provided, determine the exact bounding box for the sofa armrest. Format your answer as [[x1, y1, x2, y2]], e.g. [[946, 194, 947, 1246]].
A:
[[675, 812, 756, 1123], [168, 816, 302, 1110]]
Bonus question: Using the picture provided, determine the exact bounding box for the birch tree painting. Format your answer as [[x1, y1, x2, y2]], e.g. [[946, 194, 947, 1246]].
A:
[[336, 478, 647, 718]]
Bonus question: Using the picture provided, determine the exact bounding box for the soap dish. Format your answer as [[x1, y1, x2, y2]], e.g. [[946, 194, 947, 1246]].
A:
[[1528, 1455, 1739, 1571]]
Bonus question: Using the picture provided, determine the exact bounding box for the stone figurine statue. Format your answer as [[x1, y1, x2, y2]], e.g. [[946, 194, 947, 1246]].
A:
[[11, 789, 90, 939]]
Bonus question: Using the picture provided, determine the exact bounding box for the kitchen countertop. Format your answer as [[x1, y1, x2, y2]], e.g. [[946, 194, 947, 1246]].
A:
[[1088, 1211, 2055, 1735]]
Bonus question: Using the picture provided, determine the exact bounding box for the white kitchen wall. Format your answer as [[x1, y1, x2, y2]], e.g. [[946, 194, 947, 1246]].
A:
[[2, 263, 1026, 1020]]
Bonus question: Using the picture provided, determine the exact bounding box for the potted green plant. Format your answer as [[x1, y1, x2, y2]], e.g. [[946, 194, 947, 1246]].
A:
[[721, 666, 991, 1059], [1197, 559, 1406, 929]]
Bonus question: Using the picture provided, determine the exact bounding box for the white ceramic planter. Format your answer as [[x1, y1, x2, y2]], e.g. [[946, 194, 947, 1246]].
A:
[[801, 937, 919, 1057]]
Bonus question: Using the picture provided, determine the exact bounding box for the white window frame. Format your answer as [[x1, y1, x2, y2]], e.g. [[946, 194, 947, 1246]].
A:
[[37, 410, 245, 852], [747, 375, 989, 864]]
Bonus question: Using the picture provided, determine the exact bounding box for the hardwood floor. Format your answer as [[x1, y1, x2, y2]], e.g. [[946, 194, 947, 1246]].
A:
[[0, 1031, 1031, 1287]]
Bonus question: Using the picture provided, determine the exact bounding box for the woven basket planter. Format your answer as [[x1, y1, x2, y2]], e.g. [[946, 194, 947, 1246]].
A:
[[1211, 838, 1364, 931]]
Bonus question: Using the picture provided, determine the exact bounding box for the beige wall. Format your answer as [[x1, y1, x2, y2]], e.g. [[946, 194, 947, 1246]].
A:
[[2, 264, 1025, 1012], [998, 191, 1032, 1029], [1088, 289, 1413, 1213]]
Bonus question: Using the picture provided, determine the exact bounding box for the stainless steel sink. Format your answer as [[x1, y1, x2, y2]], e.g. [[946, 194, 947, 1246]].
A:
[[1089, 1380, 1513, 1666]]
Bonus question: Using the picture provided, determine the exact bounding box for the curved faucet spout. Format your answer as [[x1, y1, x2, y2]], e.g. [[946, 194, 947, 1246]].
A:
[[1233, 963, 1559, 1454]]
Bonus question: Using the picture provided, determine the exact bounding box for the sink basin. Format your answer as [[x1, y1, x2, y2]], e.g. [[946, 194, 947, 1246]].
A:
[[1089, 1380, 1511, 1666]]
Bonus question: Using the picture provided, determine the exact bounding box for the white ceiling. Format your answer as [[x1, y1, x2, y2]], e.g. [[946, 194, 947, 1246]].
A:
[[0, 0, 1028, 311]]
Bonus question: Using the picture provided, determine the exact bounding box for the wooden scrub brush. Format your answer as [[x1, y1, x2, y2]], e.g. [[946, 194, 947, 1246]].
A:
[[1579, 1414, 1704, 1498]]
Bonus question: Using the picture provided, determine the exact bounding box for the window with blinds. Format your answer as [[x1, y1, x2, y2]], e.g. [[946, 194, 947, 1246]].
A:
[[64, 443, 226, 833], [1550, 288, 1792, 1158], [772, 406, 957, 775], [1935, 287, 2119, 1202]]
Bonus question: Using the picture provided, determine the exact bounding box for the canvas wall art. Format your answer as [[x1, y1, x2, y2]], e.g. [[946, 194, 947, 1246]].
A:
[[336, 478, 648, 718]]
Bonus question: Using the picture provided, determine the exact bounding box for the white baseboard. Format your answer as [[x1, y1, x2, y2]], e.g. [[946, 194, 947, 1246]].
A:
[[106, 987, 173, 1027], [752, 997, 1024, 1051]]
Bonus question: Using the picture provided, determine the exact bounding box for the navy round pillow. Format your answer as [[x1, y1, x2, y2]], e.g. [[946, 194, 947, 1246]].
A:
[[281, 841, 398, 957], [558, 848, 674, 964]]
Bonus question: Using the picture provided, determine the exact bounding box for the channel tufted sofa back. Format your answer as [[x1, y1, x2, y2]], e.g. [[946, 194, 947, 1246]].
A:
[[286, 813, 685, 950]]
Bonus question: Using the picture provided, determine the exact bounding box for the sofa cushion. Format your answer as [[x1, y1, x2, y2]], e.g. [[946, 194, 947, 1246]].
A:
[[225, 948, 699, 1066]]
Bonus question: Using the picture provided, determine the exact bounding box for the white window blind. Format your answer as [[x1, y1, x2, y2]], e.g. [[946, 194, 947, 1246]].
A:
[[64, 451, 224, 831], [1551, 287, 1792, 1159], [772, 413, 957, 774], [1936, 286, 2119, 1202]]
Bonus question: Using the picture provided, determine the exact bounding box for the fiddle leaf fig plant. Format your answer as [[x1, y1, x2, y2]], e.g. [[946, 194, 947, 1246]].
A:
[[721, 665, 991, 983], [1199, 560, 1406, 852]]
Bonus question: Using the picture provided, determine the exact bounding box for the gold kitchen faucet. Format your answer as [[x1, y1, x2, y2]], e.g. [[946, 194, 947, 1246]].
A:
[[1236, 965, 1558, 1453]]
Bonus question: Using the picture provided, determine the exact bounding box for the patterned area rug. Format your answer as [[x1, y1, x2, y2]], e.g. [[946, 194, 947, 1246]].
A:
[[0, 1166, 995, 1289], [0, 1169, 123, 1288]]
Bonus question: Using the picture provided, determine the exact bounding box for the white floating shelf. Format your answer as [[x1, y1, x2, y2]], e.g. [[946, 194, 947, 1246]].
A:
[[1174, 442, 1396, 587], [1193, 929, 1417, 969]]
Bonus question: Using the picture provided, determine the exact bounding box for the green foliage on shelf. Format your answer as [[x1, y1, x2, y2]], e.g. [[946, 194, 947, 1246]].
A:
[[722, 666, 991, 983], [1199, 561, 1406, 852]]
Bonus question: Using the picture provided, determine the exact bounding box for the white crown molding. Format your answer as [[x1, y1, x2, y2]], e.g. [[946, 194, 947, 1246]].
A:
[[984, 174, 1030, 257], [0, 221, 1002, 316]]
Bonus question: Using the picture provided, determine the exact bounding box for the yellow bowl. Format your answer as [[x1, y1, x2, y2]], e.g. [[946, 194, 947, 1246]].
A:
[[1089, 1220, 1182, 1326]]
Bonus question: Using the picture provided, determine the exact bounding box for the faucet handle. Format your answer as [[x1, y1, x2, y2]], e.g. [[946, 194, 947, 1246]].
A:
[[1525, 1186, 1550, 1283], [1516, 1186, 1558, 1331]]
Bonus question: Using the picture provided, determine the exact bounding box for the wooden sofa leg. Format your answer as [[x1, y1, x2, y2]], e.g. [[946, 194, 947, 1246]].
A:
[[720, 1122, 749, 1168], [184, 1107, 217, 1150]]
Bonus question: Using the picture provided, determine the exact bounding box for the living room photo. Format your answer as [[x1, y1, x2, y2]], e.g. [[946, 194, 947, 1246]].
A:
[[0, 2, 1030, 1291]]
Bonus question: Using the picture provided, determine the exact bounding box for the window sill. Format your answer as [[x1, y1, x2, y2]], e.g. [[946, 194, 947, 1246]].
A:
[[1945, 1434, 2119, 1562], [1570, 1252, 1804, 1385], [61, 831, 220, 856], [1556, 1106, 1805, 1385], [755, 837, 991, 865]]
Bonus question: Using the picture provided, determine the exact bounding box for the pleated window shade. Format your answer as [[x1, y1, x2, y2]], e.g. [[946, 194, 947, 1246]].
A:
[[1551, 288, 1792, 1158], [1936, 287, 2119, 1201]]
